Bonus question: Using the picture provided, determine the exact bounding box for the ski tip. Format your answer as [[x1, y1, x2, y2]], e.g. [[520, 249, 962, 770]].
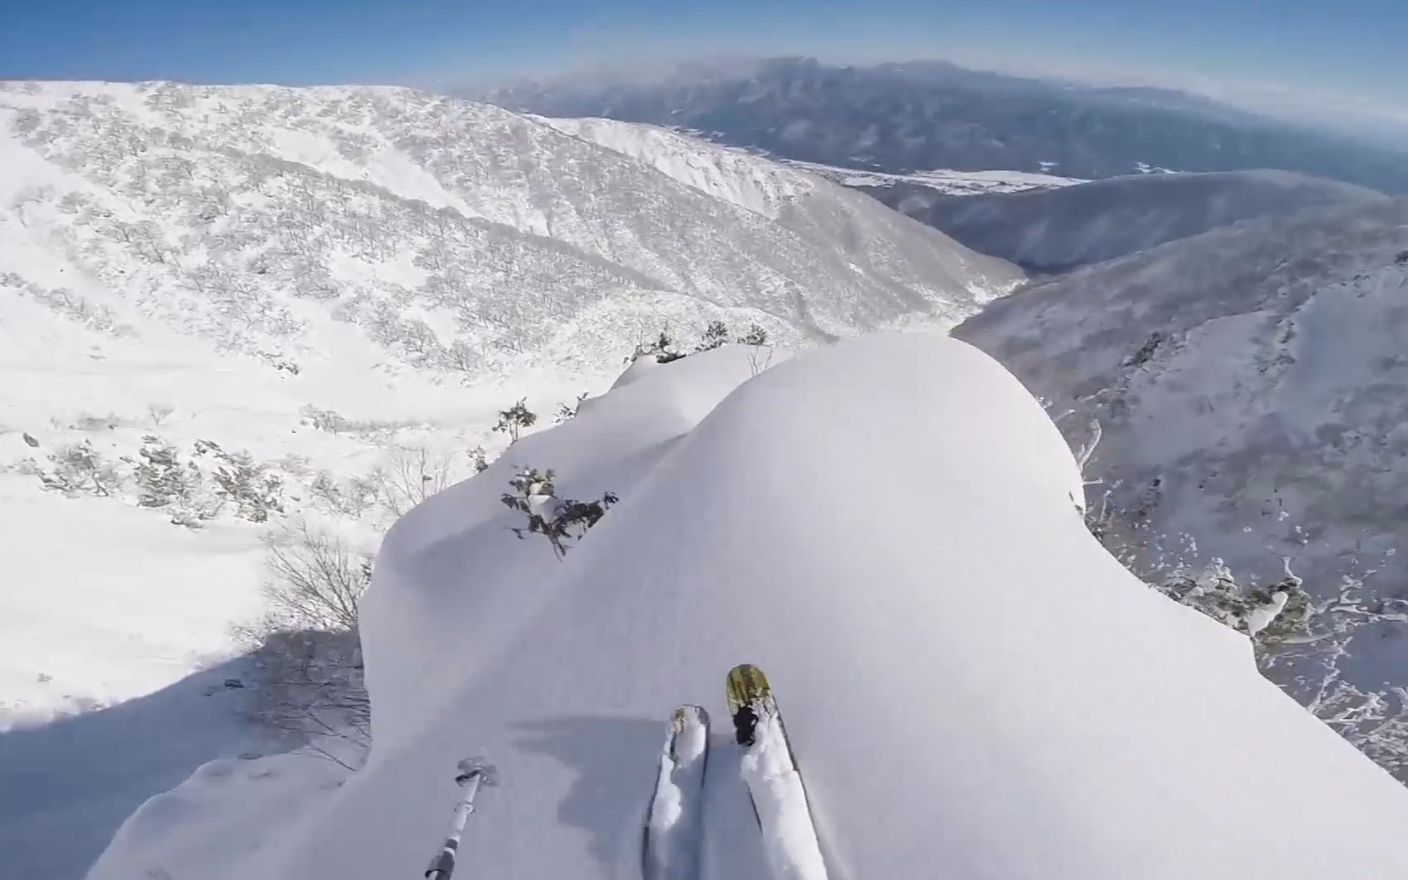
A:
[[669, 704, 710, 731], [725, 663, 772, 715]]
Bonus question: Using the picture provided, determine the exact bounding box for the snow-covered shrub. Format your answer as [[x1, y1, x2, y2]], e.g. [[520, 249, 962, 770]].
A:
[[737, 323, 769, 346], [133, 435, 218, 526], [308, 470, 378, 518], [300, 406, 353, 433], [500, 468, 618, 559], [70, 411, 121, 432], [470, 446, 492, 474], [1158, 558, 1408, 781], [628, 331, 687, 365], [492, 398, 537, 443], [1158, 558, 1307, 641], [36, 441, 123, 497], [235, 523, 374, 769], [696, 320, 771, 352], [553, 392, 589, 424], [696, 320, 731, 352], [195, 439, 285, 523]]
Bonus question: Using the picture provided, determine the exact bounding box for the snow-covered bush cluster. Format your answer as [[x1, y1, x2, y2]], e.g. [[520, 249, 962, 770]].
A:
[[627, 320, 772, 366], [32, 434, 285, 525]]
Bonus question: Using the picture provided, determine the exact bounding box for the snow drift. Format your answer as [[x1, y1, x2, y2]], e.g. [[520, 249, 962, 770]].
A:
[[138, 334, 1408, 880]]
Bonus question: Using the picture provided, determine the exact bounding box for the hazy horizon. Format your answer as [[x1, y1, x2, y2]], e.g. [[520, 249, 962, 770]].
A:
[[3, 1, 1407, 144]]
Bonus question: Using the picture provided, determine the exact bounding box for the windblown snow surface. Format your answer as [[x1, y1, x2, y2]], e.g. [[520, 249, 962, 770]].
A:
[[91, 336, 1408, 880]]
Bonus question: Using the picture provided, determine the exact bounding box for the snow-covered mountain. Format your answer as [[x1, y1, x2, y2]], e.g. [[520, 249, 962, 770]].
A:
[[88, 336, 1408, 880], [0, 81, 1017, 383], [873, 169, 1390, 271], [0, 80, 1019, 879], [482, 57, 1408, 192], [535, 115, 1010, 301], [955, 199, 1408, 689]]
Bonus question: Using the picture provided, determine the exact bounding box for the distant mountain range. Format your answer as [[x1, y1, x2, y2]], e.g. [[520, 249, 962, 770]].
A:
[[482, 57, 1408, 194]]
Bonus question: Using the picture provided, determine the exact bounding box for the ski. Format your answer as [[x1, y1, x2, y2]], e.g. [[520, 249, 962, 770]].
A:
[[725, 664, 829, 880], [643, 705, 711, 880]]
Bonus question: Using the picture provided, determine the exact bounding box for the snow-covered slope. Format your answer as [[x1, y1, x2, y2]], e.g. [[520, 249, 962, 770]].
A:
[[0, 80, 1019, 878], [542, 116, 1018, 305], [92, 336, 1408, 880], [879, 170, 1390, 270], [542, 116, 814, 218], [955, 199, 1408, 682], [0, 78, 1015, 726], [0, 81, 1019, 384]]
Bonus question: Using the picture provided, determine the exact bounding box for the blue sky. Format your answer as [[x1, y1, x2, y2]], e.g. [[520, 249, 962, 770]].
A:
[[2, 0, 1405, 120]]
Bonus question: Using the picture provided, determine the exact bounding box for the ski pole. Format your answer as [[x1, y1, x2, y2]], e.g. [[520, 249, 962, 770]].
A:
[[424, 756, 497, 880]]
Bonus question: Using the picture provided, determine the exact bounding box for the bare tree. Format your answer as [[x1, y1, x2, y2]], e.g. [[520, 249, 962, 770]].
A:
[[258, 523, 370, 632], [369, 446, 456, 518], [235, 523, 375, 770]]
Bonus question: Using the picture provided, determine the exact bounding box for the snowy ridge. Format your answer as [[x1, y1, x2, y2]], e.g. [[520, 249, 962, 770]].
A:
[[543, 116, 818, 218], [92, 336, 1408, 880]]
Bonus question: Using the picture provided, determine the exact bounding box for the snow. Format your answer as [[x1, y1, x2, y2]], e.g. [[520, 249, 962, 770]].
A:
[[740, 710, 827, 880], [644, 707, 708, 880], [87, 751, 349, 880], [543, 117, 816, 219], [0, 80, 1021, 877], [541, 115, 1023, 308], [1245, 591, 1290, 639], [783, 159, 1085, 195], [93, 334, 1408, 880]]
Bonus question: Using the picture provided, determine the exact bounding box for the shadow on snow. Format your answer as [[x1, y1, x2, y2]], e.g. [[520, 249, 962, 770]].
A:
[[0, 655, 258, 880]]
